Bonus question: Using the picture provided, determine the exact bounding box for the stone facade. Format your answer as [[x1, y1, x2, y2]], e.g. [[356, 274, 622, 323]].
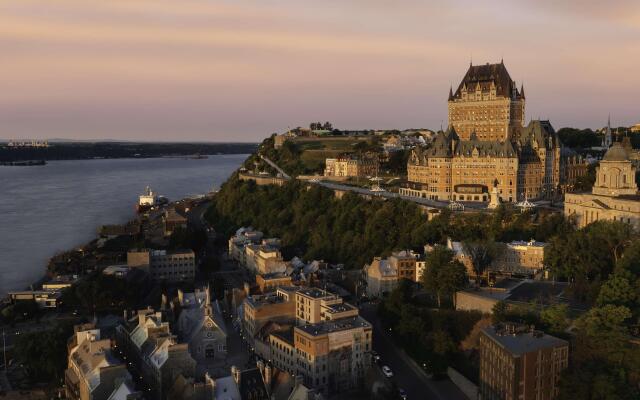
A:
[[406, 62, 566, 203], [564, 142, 640, 229], [324, 154, 379, 178]]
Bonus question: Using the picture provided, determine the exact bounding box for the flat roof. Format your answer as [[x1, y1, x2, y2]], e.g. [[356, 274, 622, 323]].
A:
[[482, 325, 568, 356], [296, 316, 371, 337], [297, 288, 335, 299], [323, 302, 357, 313]]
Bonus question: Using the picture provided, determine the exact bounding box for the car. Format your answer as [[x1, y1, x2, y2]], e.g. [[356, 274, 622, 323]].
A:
[[382, 365, 393, 378], [371, 351, 381, 363], [398, 388, 407, 400]]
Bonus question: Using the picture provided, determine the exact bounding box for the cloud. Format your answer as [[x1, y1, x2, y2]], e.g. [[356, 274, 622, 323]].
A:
[[0, 0, 637, 140]]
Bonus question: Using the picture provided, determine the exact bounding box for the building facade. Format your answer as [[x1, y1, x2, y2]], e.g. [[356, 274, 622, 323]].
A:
[[448, 61, 525, 142], [405, 62, 567, 203], [324, 154, 379, 178], [173, 288, 228, 371], [564, 142, 640, 229], [294, 317, 372, 395], [127, 249, 196, 282], [479, 324, 569, 400]]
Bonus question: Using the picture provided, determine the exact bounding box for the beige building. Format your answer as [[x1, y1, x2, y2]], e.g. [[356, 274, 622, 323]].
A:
[[448, 61, 525, 142], [65, 326, 135, 400], [565, 142, 640, 229], [243, 287, 298, 345], [480, 324, 569, 400], [446, 238, 546, 278], [294, 316, 372, 395], [363, 250, 420, 297], [324, 154, 379, 178], [363, 258, 398, 298], [492, 240, 547, 276], [256, 272, 293, 293], [245, 244, 287, 275]]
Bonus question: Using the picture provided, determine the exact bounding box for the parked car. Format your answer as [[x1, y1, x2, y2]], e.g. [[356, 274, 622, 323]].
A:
[[382, 365, 393, 378], [371, 351, 381, 363]]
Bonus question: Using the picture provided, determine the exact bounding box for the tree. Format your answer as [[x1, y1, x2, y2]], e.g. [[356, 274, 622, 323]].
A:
[[596, 272, 637, 308], [14, 322, 74, 383], [421, 245, 468, 307], [462, 240, 502, 284], [540, 304, 569, 335]]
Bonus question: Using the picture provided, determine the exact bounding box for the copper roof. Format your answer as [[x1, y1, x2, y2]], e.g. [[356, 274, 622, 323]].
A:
[[451, 61, 523, 100]]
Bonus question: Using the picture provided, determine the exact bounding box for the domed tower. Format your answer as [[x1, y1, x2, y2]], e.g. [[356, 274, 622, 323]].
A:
[[592, 142, 638, 197]]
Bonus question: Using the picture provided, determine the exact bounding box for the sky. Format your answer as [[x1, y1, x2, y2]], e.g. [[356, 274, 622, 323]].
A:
[[0, 0, 638, 142]]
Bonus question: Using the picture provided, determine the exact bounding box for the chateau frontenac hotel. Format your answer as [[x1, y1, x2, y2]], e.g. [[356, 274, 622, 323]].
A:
[[403, 61, 583, 203]]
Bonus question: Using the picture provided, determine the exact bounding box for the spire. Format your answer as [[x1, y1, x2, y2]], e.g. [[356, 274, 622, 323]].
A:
[[603, 114, 612, 148], [448, 85, 454, 101], [520, 83, 525, 99]]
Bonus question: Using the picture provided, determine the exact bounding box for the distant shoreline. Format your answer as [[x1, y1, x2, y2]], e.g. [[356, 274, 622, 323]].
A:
[[0, 141, 258, 163]]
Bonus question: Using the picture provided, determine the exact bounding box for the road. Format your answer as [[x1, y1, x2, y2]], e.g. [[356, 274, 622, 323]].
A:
[[259, 154, 291, 179], [360, 304, 469, 400], [259, 155, 489, 211]]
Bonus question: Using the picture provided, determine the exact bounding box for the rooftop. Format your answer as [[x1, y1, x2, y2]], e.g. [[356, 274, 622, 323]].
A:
[[296, 316, 371, 337], [482, 324, 568, 356], [323, 302, 357, 314], [297, 287, 336, 299]]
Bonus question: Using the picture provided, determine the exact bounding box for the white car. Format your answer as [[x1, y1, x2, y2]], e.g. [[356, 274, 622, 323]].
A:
[[382, 365, 393, 378]]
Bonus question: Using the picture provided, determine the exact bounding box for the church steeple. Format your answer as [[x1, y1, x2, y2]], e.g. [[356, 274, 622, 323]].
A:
[[448, 85, 454, 101], [603, 114, 612, 148], [520, 83, 525, 99]]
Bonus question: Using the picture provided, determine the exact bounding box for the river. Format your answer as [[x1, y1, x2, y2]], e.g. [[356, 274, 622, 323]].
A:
[[0, 154, 247, 296]]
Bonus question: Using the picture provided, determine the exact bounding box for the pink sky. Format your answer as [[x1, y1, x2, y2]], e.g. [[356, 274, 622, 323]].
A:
[[0, 0, 638, 141]]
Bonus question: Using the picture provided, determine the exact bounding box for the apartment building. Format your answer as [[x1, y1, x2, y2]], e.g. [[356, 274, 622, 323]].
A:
[[479, 324, 569, 400], [295, 288, 358, 325], [243, 287, 298, 345], [294, 317, 372, 395]]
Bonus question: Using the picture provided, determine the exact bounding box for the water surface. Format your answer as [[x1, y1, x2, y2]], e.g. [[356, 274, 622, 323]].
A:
[[0, 155, 246, 296]]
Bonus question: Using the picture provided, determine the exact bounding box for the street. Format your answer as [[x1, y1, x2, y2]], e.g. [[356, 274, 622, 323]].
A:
[[360, 304, 468, 400]]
